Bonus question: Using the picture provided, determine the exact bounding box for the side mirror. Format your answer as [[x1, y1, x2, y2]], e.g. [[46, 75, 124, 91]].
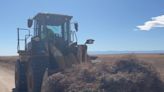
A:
[[28, 19, 33, 28], [85, 39, 95, 44], [74, 22, 78, 32]]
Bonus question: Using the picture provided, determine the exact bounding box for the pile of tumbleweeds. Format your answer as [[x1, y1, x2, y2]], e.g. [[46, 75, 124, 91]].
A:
[[43, 57, 164, 92]]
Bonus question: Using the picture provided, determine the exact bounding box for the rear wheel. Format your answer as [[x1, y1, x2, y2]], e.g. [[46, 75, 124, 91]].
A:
[[15, 60, 27, 92], [27, 57, 48, 92]]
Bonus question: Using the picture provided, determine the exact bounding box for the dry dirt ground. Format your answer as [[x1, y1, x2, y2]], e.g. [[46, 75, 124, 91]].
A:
[[0, 56, 17, 92], [0, 54, 164, 92]]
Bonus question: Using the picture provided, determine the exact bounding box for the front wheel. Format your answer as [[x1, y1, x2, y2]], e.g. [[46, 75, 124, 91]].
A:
[[27, 57, 48, 92]]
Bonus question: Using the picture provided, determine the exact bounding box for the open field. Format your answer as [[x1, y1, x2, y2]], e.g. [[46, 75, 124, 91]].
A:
[[0, 54, 164, 92], [0, 54, 164, 74], [0, 56, 18, 69], [97, 54, 164, 79]]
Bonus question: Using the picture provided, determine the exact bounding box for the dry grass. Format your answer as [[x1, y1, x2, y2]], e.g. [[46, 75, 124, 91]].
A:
[[98, 54, 164, 79], [98, 54, 164, 62], [43, 54, 164, 92]]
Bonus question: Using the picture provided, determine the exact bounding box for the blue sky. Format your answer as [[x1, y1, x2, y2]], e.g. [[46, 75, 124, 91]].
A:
[[0, 0, 164, 55]]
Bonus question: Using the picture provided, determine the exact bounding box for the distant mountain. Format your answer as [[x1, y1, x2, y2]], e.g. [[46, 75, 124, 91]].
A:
[[89, 50, 164, 55]]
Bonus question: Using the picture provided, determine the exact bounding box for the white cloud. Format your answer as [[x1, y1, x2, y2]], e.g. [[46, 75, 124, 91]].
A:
[[137, 15, 164, 31]]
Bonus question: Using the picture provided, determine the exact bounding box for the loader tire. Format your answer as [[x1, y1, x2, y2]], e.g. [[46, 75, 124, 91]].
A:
[[27, 57, 48, 92], [15, 60, 27, 92]]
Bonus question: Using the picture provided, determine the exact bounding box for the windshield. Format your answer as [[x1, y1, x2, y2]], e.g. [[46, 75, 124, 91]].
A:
[[46, 25, 62, 37]]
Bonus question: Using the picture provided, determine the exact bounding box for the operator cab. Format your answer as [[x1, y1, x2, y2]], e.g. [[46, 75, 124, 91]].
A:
[[30, 13, 73, 45], [17, 13, 94, 55]]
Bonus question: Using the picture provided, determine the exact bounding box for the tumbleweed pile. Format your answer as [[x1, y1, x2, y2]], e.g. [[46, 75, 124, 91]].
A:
[[43, 57, 164, 92]]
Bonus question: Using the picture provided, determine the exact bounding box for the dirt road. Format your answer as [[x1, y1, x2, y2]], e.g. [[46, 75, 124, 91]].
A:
[[0, 65, 14, 92]]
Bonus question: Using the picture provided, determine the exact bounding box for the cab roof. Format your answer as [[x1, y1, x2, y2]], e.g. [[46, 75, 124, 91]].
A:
[[33, 13, 72, 20], [33, 13, 73, 25]]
